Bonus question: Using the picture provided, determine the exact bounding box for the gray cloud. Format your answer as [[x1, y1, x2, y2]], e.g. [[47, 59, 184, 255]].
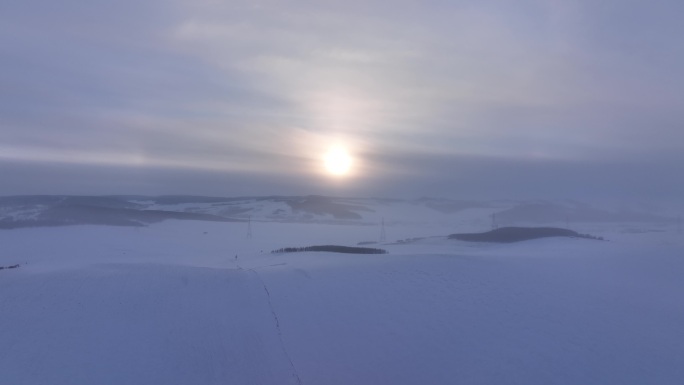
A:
[[1, 0, 683, 203]]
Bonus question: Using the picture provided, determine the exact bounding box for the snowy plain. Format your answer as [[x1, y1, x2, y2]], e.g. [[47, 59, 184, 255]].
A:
[[1, 215, 683, 385]]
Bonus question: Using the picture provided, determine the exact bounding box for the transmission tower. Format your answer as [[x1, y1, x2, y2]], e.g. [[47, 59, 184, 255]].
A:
[[491, 213, 498, 230], [379, 217, 386, 242], [246, 216, 253, 239]]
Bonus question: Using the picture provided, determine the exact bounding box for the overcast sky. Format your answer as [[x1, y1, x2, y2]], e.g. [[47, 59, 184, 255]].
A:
[[2, 0, 683, 202]]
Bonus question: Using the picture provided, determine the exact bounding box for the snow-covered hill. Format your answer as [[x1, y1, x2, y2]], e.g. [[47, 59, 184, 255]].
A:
[[0, 195, 678, 231]]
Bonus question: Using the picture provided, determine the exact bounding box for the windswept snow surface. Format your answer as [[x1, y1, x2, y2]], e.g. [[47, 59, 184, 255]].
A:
[[1, 221, 683, 384]]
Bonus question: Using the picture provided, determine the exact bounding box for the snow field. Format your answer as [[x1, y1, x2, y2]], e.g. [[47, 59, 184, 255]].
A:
[[1, 220, 683, 384]]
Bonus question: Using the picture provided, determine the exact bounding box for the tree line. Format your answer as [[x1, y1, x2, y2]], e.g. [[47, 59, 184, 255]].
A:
[[272, 245, 388, 254]]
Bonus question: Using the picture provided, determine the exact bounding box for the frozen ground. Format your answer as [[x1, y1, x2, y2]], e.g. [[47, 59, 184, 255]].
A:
[[1, 219, 683, 384]]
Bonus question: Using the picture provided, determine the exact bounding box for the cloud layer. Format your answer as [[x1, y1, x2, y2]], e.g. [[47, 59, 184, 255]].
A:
[[2, 0, 683, 201]]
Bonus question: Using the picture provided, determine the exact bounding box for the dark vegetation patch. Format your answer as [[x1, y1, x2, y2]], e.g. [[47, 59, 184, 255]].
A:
[[449, 227, 605, 243], [419, 198, 488, 214], [0, 205, 241, 229], [395, 237, 426, 244], [216, 207, 252, 217], [284, 195, 373, 220], [146, 195, 294, 205], [272, 245, 388, 254], [0, 264, 20, 270], [148, 195, 240, 205], [0, 195, 141, 209]]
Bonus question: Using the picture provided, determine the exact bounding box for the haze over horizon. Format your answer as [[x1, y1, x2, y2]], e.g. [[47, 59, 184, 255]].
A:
[[2, 1, 683, 204]]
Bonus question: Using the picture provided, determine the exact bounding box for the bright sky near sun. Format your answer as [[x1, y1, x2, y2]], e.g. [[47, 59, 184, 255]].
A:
[[1, 1, 684, 202], [324, 146, 353, 177]]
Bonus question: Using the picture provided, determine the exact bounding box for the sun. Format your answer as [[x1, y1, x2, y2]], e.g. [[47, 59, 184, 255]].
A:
[[324, 146, 353, 176]]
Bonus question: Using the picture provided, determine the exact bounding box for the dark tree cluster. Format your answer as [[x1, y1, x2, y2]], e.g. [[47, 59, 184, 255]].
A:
[[449, 227, 606, 243], [576, 233, 605, 241], [272, 245, 388, 254]]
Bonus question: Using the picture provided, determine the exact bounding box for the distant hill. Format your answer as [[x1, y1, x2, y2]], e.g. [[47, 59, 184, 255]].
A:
[[284, 195, 374, 220], [0, 197, 241, 229], [0, 194, 676, 230], [494, 202, 673, 224], [417, 198, 488, 213]]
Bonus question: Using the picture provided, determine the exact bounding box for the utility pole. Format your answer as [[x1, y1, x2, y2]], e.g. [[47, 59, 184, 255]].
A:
[[491, 213, 498, 230], [678, 215, 682, 235], [379, 217, 386, 242], [246, 216, 253, 239]]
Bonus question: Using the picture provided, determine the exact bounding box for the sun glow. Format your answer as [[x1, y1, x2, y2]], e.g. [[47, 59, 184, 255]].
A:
[[324, 146, 353, 176]]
